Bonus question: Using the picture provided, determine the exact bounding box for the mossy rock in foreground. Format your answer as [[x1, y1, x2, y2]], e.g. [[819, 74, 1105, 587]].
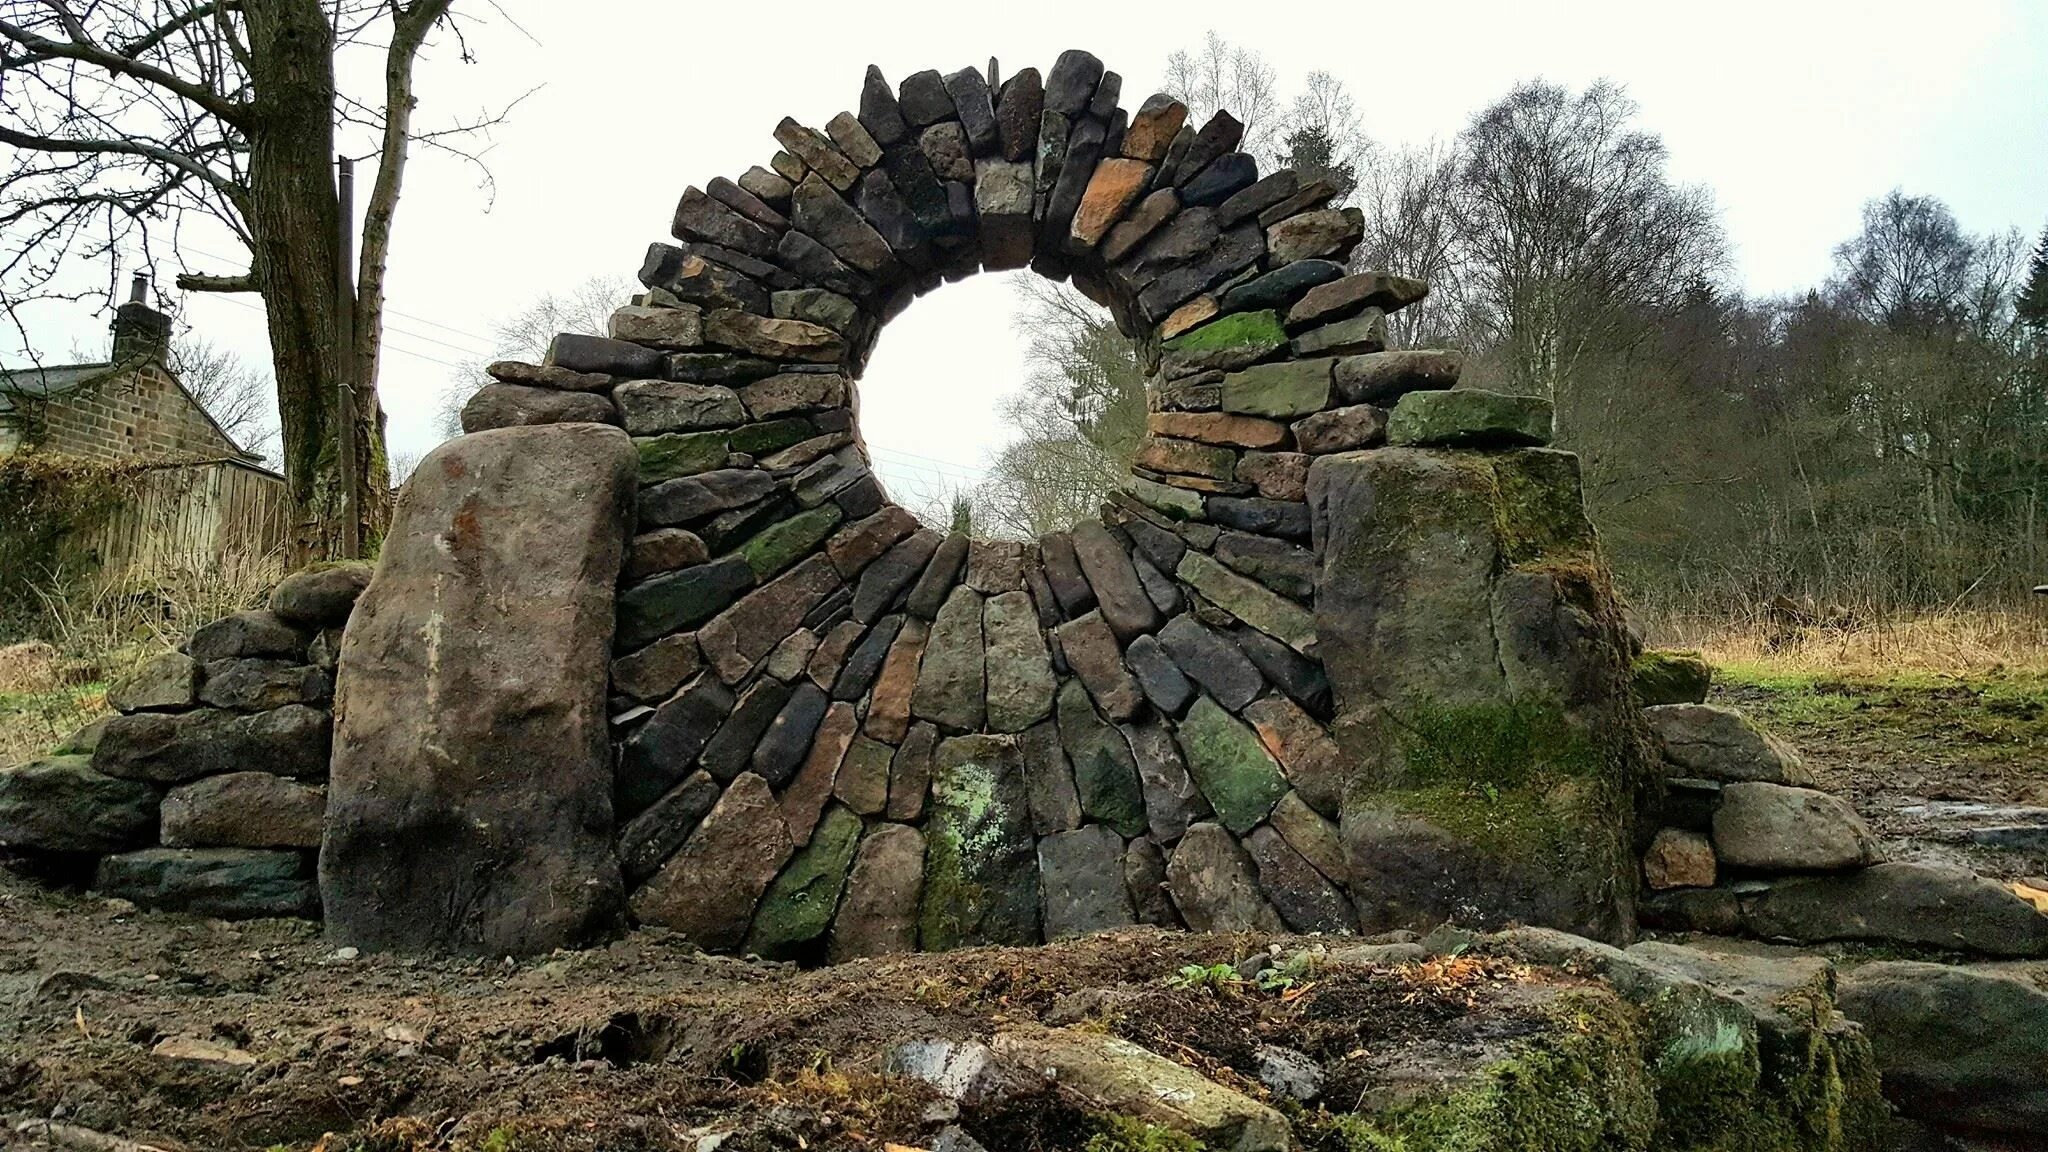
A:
[[1634, 649, 1714, 706], [1317, 979, 1887, 1152]]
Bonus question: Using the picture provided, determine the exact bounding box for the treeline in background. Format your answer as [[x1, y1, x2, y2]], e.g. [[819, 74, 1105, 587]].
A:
[[975, 35, 2048, 633]]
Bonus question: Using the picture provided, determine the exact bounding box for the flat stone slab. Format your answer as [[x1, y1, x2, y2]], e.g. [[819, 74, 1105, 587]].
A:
[[1386, 388, 1552, 448]]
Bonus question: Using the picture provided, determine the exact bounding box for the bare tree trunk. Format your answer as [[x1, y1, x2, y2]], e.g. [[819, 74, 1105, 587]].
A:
[[242, 0, 382, 562]]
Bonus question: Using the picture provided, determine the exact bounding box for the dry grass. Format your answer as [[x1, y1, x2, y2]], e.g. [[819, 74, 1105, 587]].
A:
[[0, 550, 282, 767], [1648, 603, 2048, 679]]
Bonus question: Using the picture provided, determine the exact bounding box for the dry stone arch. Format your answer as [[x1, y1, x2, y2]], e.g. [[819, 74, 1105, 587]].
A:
[[318, 51, 1651, 957]]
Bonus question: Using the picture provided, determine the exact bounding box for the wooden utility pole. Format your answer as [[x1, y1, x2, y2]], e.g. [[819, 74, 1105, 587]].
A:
[[335, 157, 360, 560]]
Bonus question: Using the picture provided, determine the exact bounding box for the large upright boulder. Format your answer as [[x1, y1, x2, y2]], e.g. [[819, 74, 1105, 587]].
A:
[[322, 423, 636, 955], [1308, 447, 1648, 942]]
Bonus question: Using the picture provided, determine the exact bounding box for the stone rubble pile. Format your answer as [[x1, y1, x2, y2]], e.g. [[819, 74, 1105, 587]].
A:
[[323, 49, 1598, 958], [0, 565, 368, 918], [1631, 652, 2048, 957]]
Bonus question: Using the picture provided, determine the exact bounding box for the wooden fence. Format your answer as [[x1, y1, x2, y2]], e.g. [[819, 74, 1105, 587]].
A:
[[72, 458, 290, 587]]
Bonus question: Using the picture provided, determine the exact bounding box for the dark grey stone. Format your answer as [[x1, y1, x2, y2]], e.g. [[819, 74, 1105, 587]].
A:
[[1044, 50, 1104, 116], [546, 332, 665, 378], [1038, 532, 1096, 617], [188, 609, 306, 663], [1068, 521, 1159, 643], [637, 468, 778, 528], [833, 614, 907, 700], [853, 531, 942, 623], [750, 682, 830, 788], [1207, 496, 1312, 542], [1124, 633, 1196, 716], [859, 65, 912, 147], [1038, 824, 1135, 939], [1220, 260, 1345, 315], [617, 769, 721, 884], [700, 680, 794, 783], [995, 67, 1043, 161], [943, 68, 999, 155], [1171, 112, 1245, 187], [898, 69, 956, 127], [0, 756, 158, 854], [615, 675, 735, 817], [1233, 627, 1331, 718], [1215, 530, 1316, 601], [1180, 153, 1258, 209], [615, 556, 755, 651], [98, 847, 318, 919], [1157, 616, 1263, 712], [906, 533, 970, 620]]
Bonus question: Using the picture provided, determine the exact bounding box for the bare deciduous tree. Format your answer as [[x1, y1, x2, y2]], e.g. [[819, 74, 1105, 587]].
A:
[[1452, 79, 1725, 400], [0, 0, 509, 559], [1162, 31, 1285, 167]]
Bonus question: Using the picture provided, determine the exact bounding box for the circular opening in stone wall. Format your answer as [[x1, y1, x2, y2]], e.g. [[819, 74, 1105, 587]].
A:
[[855, 272, 1034, 531]]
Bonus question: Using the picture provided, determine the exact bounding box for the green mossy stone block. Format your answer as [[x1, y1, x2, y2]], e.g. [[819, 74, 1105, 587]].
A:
[[636, 431, 730, 484], [1122, 475, 1205, 520], [1055, 680, 1148, 838], [918, 735, 1038, 950], [1220, 360, 1335, 419], [1177, 695, 1288, 833], [1162, 309, 1285, 352], [745, 804, 862, 959], [1175, 551, 1316, 653], [727, 417, 816, 457], [739, 503, 844, 581], [1633, 649, 1713, 707], [1387, 388, 1554, 448]]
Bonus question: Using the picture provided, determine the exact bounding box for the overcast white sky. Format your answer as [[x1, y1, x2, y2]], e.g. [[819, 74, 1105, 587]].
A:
[[9, 0, 2046, 502]]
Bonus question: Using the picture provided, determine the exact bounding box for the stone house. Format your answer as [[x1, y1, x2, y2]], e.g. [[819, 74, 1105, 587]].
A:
[[0, 276, 288, 578], [0, 276, 261, 464]]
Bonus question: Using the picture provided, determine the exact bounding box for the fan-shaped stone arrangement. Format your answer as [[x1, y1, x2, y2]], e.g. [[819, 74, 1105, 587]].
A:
[[309, 50, 1654, 959]]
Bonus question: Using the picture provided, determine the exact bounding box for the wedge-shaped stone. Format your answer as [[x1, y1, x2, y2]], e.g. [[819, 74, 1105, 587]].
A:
[[1068, 521, 1161, 643], [632, 773, 792, 949], [1053, 610, 1143, 720], [1166, 822, 1284, 933], [791, 176, 902, 280], [1055, 679, 1147, 838], [1243, 696, 1344, 817], [1019, 719, 1083, 834], [1068, 158, 1153, 252], [1245, 824, 1356, 934], [1179, 696, 1288, 833], [1123, 717, 1205, 843], [912, 586, 987, 732], [774, 118, 860, 191], [983, 591, 1057, 732], [747, 804, 862, 959], [698, 555, 843, 684], [828, 822, 924, 961]]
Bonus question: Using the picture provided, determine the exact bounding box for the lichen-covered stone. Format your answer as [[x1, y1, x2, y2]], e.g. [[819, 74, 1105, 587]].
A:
[[1175, 552, 1316, 654], [1645, 703, 1811, 785], [920, 735, 1039, 950], [1220, 360, 1333, 419]]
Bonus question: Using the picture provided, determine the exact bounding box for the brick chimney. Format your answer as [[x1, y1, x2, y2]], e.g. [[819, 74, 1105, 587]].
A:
[[110, 273, 172, 365]]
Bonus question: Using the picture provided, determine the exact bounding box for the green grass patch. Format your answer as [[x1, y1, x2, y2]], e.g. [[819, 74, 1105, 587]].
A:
[[1713, 665, 2048, 773]]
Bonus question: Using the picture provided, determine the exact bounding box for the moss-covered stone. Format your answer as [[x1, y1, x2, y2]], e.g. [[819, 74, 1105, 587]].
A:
[[1175, 551, 1316, 653], [1178, 696, 1288, 834], [636, 431, 729, 484], [1221, 360, 1335, 419], [1634, 650, 1714, 707], [1387, 389, 1554, 449], [744, 804, 861, 959], [1123, 475, 1205, 520], [1162, 308, 1285, 352], [1332, 990, 1658, 1152], [726, 417, 816, 457], [738, 503, 843, 581]]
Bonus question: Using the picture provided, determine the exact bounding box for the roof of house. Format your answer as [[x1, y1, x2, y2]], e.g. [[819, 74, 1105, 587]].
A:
[[0, 357, 261, 464], [0, 361, 122, 412]]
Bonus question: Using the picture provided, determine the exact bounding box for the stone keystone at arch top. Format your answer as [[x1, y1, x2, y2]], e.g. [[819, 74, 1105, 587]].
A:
[[320, 49, 1649, 958]]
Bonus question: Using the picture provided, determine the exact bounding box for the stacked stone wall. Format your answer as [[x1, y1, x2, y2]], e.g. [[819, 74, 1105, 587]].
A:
[[0, 567, 366, 917], [388, 50, 1643, 958]]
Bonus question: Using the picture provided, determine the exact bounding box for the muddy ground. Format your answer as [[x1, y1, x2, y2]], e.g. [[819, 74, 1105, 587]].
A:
[[0, 870, 1588, 1152], [1714, 671, 2048, 884]]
